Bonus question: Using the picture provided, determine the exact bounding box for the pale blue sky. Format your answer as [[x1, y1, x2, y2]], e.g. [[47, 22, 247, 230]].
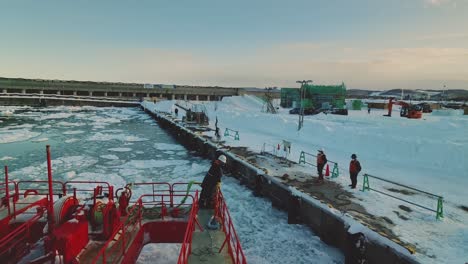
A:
[[1, 0, 467, 89]]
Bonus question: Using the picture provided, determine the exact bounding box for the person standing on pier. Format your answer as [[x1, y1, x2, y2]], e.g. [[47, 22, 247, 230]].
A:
[[199, 155, 227, 208], [316, 149, 327, 182], [349, 154, 362, 189]]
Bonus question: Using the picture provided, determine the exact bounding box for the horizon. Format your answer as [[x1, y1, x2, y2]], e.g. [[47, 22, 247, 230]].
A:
[[1, 1, 467, 90]]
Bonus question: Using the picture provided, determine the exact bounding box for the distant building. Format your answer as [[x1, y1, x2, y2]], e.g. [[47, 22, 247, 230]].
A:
[[280, 83, 346, 109]]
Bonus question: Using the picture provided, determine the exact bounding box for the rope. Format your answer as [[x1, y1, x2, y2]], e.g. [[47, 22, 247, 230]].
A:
[[175, 181, 195, 208], [190, 229, 217, 262]]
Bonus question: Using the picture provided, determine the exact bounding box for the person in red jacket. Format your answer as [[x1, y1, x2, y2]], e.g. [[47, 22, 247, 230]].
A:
[[316, 149, 327, 182], [349, 154, 361, 189]]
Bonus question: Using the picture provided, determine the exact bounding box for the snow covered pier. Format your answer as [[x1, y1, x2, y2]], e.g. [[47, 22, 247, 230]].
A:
[[141, 101, 419, 264]]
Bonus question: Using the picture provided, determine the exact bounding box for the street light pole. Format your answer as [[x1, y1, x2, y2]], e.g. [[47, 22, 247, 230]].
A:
[[296, 80, 313, 131]]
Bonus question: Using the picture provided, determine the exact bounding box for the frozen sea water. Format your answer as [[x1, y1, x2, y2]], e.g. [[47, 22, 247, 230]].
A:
[[0, 106, 344, 264]]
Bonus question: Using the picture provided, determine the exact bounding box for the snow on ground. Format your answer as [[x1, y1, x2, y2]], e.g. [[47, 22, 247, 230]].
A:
[[149, 96, 468, 263]]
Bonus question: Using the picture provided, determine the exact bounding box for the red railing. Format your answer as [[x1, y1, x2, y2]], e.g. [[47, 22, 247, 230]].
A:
[[92, 193, 195, 264], [0, 181, 17, 216], [16, 180, 66, 197], [177, 190, 199, 264], [92, 198, 143, 264], [0, 208, 44, 258], [64, 181, 113, 196], [215, 190, 247, 264]]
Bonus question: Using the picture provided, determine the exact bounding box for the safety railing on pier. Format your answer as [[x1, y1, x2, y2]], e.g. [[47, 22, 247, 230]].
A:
[[362, 173, 444, 220], [224, 128, 240, 140], [215, 190, 247, 264], [298, 150, 340, 178]]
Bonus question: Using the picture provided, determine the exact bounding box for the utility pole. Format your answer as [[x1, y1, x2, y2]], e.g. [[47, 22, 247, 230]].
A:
[[296, 80, 313, 131]]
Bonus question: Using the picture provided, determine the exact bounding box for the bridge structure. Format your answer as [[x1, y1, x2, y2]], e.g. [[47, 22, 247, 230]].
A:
[[0, 77, 240, 106]]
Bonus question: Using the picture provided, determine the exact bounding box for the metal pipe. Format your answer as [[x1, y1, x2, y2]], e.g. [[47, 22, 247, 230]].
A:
[[370, 188, 436, 212], [365, 173, 442, 198], [46, 145, 55, 235], [5, 166, 10, 216]]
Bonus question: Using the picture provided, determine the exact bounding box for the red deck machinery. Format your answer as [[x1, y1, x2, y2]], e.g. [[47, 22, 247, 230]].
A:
[[0, 146, 246, 264]]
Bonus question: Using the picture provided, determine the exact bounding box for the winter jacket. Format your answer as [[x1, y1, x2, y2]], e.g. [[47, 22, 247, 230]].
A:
[[201, 160, 223, 192], [349, 160, 362, 174], [317, 153, 327, 166]]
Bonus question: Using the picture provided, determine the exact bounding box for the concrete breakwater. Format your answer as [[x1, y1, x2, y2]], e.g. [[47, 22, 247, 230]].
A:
[[0, 95, 139, 107], [143, 106, 418, 264]]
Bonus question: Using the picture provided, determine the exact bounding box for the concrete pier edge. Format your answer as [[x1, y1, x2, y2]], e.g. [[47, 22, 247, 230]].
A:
[[142, 105, 419, 264]]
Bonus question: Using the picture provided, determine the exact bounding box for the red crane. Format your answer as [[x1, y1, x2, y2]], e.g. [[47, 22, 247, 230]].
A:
[[384, 98, 423, 119]]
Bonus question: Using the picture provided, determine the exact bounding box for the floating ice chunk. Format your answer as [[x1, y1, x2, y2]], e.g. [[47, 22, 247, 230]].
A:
[[66, 171, 76, 179], [89, 132, 147, 142], [100, 154, 119, 160], [118, 168, 140, 176], [108, 148, 132, 152], [32, 138, 49, 142], [39, 113, 74, 120], [0, 156, 16, 161], [121, 159, 189, 169], [63, 130, 85, 135], [36, 125, 52, 129], [74, 172, 126, 189], [0, 129, 41, 144], [154, 143, 185, 151], [56, 121, 85, 127]]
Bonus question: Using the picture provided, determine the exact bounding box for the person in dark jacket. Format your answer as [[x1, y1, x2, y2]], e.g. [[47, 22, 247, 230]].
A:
[[349, 154, 362, 189], [199, 155, 227, 208], [316, 149, 327, 182]]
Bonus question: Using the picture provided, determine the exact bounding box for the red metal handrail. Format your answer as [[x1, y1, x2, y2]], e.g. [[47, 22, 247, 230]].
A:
[[215, 190, 247, 264], [91, 198, 142, 264], [16, 180, 66, 196], [92, 193, 195, 264], [0, 208, 44, 257], [177, 190, 199, 264]]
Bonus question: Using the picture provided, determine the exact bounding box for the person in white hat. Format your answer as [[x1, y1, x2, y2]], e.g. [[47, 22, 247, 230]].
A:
[[199, 155, 227, 208]]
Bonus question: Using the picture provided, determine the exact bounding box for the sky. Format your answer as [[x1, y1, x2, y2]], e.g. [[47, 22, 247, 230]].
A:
[[0, 0, 467, 90]]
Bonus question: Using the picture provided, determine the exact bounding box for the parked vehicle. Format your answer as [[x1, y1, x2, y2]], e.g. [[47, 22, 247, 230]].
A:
[[288, 108, 320, 115]]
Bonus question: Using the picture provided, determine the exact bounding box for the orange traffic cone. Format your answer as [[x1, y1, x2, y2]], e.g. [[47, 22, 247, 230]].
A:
[[325, 164, 330, 176]]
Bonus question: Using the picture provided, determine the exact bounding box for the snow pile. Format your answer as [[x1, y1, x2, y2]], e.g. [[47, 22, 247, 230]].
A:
[[149, 96, 468, 263]]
